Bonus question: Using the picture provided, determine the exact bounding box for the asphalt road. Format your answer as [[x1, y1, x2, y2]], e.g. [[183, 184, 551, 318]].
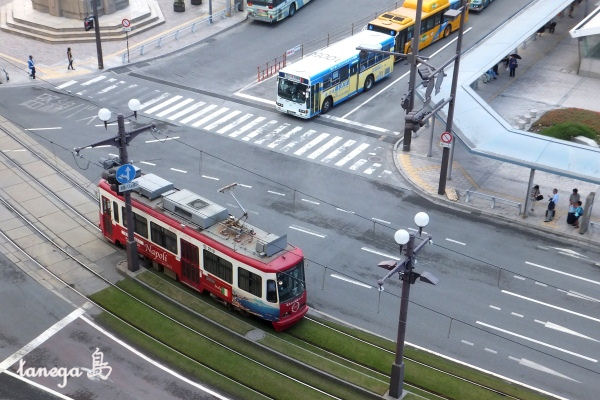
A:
[[1, 1, 600, 399]]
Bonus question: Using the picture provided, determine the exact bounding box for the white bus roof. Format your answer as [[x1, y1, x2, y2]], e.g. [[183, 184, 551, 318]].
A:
[[279, 30, 394, 81]]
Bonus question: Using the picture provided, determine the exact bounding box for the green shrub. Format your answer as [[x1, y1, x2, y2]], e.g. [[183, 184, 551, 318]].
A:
[[539, 122, 598, 141]]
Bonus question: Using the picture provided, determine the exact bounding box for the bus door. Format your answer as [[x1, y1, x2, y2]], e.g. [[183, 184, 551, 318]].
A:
[[180, 238, 200, 287], [311, 83, 320, 114], [395, 30, 409, 57], [101, 196, 112, 237], [350, 62, 359, 92]]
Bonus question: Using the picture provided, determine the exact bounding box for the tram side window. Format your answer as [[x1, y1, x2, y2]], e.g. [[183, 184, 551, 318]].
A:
[[133, 212, 148, 238], [112, 201, 119, 223], [203, 250, 232, 283], [150, 222, 177, 253], [238, 267, 262, 298], [266, 280, 277, 303]]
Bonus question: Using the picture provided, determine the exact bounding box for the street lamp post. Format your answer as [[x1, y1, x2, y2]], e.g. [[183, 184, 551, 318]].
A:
[[75, 99, 155, 272], [377, 212, 438, 399]]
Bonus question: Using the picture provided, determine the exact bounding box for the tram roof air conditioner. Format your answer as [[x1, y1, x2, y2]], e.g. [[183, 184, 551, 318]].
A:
[[133, 173, 174, 200], [256, 233, 287, 257], [162, 189, 228, 229]]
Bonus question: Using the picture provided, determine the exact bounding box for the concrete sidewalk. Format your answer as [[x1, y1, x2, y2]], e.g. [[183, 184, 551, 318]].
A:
[[0, 0, 246, 84], [394, 7, 600, 247]]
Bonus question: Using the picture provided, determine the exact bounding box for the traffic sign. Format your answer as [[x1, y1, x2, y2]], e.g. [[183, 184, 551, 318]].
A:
[[122, 27, 131, 32], [440, 131, 453, 143], [121, 18, 131, 28], [116, 164, 135, 184], [119, 181, 139, 192]]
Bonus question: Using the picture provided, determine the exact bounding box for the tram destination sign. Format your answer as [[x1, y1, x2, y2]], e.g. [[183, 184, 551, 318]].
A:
[[118, 181, 139, 192]]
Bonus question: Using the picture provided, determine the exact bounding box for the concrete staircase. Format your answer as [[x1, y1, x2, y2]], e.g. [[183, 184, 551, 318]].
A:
[[0, 0, 165, 43]]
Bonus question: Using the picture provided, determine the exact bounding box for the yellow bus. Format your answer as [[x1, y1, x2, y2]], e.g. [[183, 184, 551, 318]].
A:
[[366, 0, 468, 56]]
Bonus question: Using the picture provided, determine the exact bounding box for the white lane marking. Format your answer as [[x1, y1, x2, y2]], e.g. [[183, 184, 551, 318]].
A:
[[307, 136, 343, 159], [2, 149, 27, 152], [484, 348, 497, 354], [308, 310, 570, 400], [335, 143, 370, 167], [170, 168, 187, 174], [371, 217, 391, 225], [81, 316, 231, 400], [80, 75, 106, 86], [94, 122, 130, 127], [289, 225, 326, 238], [320, 114, 390, 133], [476, 321, 597, 363], [362, 162, 380, 174], [460, 340, 474, 346], [534, 320, 600, 342], [281, 129, 316, 152], [534, 281, 547, 287], [24, 127, 62, 131], [294, 133, 330, 156], [145, 136, 180, 143], [168, 102, 204, 121], [156, 98, 195, 117], [145, 95, 183, 114], [268, 126, 303, 148], [140, 161, 156, 166], [201, 175, 219, 181], [56, 80, 77, 89], [238, 183, 252, 189], [233, 91, 276, 106], [301, 198, 320, 205], [349, 159, 368, 171], [0, 308, 86, 371], [255, 123, 289, 145], [557, 289, 600, 303], [204, 110, 242, 130], [330, 274, 371, 289], [489, 305, 501, 310], [525, 261, 600, 286], [98, 84, 118, 94], [191, 107, 229, 128], [336, 207, 355, 214], [267, 190, 285, 196], [508, 357, 580, 383], [217, 113, 254, 134], [361, 247, 400, 261], [513, 275, 526, 280], [445, 238, 466, 246], [242, 120, 278, 141], [3, 371, 74, 399], [139, 93, 170, 110], [229, 116, 266, 138], [502, 289, 600, 323], [180, 104, 218, 124], [510, 312, 524, 318]]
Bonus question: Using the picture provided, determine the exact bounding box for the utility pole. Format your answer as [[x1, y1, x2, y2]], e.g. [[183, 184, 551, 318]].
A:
[[91, 0, 104, 70]]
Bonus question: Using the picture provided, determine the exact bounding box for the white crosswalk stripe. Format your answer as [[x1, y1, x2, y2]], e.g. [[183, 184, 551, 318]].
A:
[[280, 130, 316, 153], [191, 107, 229, 128], [168, 102, 205, 121], [145, 95, 184, 114], [180, 104, 217, 124], [307, 136, 343, 159], [268, 126, 302, 149], [139, 93, 170, 110], [242, 120, 278, 142], [363, 163, 382, 174], [204, 110, 242, 130], [57, 80, 77, 89], [217, 113, 254, 134], [294, 133, 330, 156], [321, 140, 356, 163], [349, 159, 368, 171], [98, 84, 120, 94], [229, 116, 266, 138], [335, 143, 370, 166], [81, 75, 106, 86], [156, 98, 195, 117], [255, 123, 289, 145]]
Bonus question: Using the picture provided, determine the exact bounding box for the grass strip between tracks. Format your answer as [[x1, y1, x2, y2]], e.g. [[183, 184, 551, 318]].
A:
[[91, 278, 371, 400]]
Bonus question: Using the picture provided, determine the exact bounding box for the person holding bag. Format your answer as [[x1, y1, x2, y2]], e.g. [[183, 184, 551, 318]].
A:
[[544, 188, 559, 222]]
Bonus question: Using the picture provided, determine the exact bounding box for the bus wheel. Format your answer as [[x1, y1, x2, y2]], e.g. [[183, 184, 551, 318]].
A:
[[289, 3, 296, 17], [321, 97, 333, 114], [444, 25, 451, 38], [364, 75, 375, 92]]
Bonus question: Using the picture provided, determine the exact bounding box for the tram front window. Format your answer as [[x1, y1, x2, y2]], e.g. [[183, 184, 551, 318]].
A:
[[278, 78, 307, 104], [277, 260, 305, 302]]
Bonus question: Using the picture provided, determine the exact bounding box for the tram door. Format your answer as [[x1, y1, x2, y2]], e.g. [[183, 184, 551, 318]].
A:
[[101, 196, 112, 237], [180, 239, 200, 287]]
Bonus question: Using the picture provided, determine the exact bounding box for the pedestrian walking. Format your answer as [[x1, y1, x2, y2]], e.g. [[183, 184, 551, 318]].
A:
[[492, 63, 499, 77], [529, 184, 542, 212], [508, 55, 518, 78], [27, 55, 35, 79], [544, 188, 559, 222], [67, 47, 74, 70]]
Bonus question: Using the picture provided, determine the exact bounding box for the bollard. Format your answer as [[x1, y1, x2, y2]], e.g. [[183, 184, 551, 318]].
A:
[[529, 108, 538, 118]]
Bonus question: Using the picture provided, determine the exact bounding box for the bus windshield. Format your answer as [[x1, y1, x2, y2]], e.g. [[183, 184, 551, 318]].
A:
[[278, 78, 307, 104], [277, 260, 305, 302]]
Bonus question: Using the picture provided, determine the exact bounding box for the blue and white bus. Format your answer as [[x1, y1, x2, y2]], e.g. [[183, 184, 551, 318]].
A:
[[276, 30, 395, 119], [247, 0, 312, 23]]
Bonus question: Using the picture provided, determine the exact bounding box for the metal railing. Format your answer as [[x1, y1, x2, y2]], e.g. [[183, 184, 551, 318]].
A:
[[465, 190, 522, 215], [121, 9, 227, 64]]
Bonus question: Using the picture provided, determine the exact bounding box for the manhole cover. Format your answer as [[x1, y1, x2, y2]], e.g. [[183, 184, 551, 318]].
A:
[[245, 329, 266, 342]]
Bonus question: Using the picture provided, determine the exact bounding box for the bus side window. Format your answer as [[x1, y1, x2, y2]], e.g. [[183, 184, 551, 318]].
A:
[[267, 280, 277, 303], [339, 66, 349, 81], [350, 63, 357, 75]]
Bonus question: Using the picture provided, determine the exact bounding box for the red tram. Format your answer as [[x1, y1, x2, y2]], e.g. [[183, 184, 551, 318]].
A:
[[98, 173, 308, 331]]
